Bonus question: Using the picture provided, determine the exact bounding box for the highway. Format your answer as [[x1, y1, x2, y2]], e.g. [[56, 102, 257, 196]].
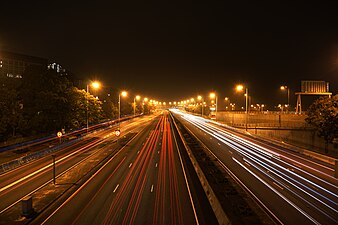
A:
[[171, 109, 338, 225], [0, 116, 158, 220], [22, 111, 217, 225]]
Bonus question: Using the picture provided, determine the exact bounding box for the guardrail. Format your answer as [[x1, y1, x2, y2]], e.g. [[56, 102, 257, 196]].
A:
[[0, 137, 82, 174]]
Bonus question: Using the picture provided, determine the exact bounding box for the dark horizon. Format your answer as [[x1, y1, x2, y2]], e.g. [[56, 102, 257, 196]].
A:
[[1, 1, 337, 106]]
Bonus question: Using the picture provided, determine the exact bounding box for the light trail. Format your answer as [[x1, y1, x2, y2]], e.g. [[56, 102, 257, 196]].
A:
[[232, 157, 321, 225], [170, 109, 338, 224]]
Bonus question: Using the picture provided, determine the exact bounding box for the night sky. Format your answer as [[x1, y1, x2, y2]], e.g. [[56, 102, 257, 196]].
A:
[[1, 1, 338, 108]]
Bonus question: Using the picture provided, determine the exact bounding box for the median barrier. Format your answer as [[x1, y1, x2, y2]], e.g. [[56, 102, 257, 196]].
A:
[[170, 113, 231, 225]]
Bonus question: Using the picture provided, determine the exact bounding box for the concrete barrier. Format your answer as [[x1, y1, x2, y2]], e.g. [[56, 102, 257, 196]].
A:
[[171, 113, 231, 225]]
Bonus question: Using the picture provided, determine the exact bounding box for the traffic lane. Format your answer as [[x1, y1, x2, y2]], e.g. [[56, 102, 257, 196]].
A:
[[184, 116, 338, 224], [177, 116, 317, 225], [0, 125, 121, 210], [111, 113, 198, 225], [39, 113, 200, 225], [35, 116, 161, 225], [0, 117, 154, 213], [208, 121, 335, 179], [169, 114, 219, 225], [0, 136, 106, 213], [0, 116, 150, 191], [0, 115, 152, 187], [0, 136, 100, 188], [183, 115, 338, 205], [185, 117, 338, 221]]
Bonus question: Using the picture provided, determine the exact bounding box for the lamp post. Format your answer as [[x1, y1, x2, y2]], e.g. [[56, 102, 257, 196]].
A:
[[197, 95, 204, 117], [143, 97, 148, 114], [86, 81, 100, 133], [224, 97, 230, 111], [236, 85, 248, 131], [119, 91, 127, 127], [280, 85, 290, 111], [209, 92, 217, 120], [134, 95, 141, 116]]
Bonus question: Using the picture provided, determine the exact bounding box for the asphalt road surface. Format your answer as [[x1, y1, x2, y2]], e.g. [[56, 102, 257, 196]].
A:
[[171, 109, 338, 225], [30, 111, 217, 225]]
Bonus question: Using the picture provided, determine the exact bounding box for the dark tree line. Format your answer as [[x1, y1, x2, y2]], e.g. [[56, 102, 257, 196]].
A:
[[0, 65, 104, 141]]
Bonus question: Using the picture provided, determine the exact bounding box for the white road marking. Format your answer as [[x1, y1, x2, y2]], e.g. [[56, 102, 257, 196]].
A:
[[129, 163, 133, 168], [113, 184, 120, 193], [151, 184, 154, 192], [155, 163, 158, 168]]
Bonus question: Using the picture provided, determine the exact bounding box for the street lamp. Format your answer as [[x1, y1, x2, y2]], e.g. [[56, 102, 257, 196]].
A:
[[224, 97, 230, 111], [236, 84, 248, 131], [86, 81, 101, 133], [209, 92, 217, 119], [280, 85, 290, 111], [197, 95, 204, 117], [143, 97, 148, 114], [134, 95, 141, 116], [119, 91, 127, 126], [236, 85, 248, 114]]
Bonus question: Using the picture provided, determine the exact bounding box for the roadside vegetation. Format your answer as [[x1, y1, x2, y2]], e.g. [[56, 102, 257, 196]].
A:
[[0, 65, 103, 142], [306, 94, 338, 153]]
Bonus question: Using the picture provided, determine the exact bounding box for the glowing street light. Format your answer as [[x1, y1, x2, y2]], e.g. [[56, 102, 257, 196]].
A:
[[224, 97, 230, 111], [209, 92, 218, 119], [236, 84, 249, 131], [142, 97, 148, 114], [197, 95, 204, 117], [119, 91, 128, 126], [280, 85, 290, 111], [134, 95, 141, 116], [86, 81, 101, 133], [236, 85, 248, 114]]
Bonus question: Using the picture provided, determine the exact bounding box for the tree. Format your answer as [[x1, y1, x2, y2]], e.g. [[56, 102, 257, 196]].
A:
[[102, 97, 119, 120], [67, 87, 104, 129], [20, 65, 74, 135], [0, 78, 24, 140], [305, 95, 338, 153]]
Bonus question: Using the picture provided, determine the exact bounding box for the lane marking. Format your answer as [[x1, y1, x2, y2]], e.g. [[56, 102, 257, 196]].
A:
[[129, 163, 133, 168], [0, 138, 105, 193], [155, 163, 158, 168], [218, 143, 221, 145], [273, 182, 284, 190], [170, 115, 200, 225], [41, 156, 127, 225], [137, 151, 140, 154], [158, 151, 160, 154], [151, 184, 154, 193], [113, 184, 120, 193]]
